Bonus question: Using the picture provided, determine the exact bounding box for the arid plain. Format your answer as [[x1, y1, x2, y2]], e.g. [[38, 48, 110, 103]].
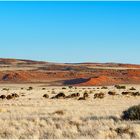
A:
[[0, 59, 140, 139]]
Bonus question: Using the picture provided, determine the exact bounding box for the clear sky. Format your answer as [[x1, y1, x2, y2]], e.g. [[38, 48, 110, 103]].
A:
[[0, 1, 140, 64]]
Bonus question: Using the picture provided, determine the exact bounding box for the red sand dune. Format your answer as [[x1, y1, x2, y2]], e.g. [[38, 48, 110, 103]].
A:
[[0, 58, 140, 85], [76, 76, 120, 86]]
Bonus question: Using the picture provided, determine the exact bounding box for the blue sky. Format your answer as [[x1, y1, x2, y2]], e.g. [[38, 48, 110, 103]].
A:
[[0, 1, 140, 64]]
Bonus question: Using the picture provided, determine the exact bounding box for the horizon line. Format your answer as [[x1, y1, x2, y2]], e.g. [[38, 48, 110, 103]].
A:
[[0, 57, 140, 65]]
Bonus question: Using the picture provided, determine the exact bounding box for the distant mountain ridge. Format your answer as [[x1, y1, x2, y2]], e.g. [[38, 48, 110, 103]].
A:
[[0, 58, 140, 86]]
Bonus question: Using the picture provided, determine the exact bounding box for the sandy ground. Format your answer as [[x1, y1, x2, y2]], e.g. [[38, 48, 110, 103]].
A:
[[0, 84, 140, 139]]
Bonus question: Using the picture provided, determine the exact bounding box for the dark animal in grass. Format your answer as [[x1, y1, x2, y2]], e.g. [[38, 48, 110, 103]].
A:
[[43, 94, 49, 98], [0, 95, 6, 99], [108, 91, 116, 96], [94, 93, 105, 99], [6, 95, 13, 100], [51, 92, 65, 99]]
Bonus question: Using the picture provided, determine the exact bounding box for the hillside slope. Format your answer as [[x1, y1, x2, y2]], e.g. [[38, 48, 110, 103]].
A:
[[0, 58, 140, 86]]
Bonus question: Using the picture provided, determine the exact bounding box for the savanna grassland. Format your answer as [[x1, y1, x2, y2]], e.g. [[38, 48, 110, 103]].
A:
[[0, 84, 140, 139]]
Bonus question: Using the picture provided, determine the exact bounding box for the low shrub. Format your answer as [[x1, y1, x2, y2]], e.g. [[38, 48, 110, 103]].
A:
[[101, 86, 108, 89], [115, 85, 126, 89], [2, 88, 9, 91], [43, 94, 49, 98], [122, 104, 140, 120], [51, 91, 56, 94], [108, 91, 116, 95], [27, 86, 33, 91], [52, 110, 64, 115], [129, 87, 136, 90], [69, 86, 73, 89]]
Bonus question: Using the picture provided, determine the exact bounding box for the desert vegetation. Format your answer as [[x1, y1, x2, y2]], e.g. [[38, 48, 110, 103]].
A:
[[0, 84, 139, 139]]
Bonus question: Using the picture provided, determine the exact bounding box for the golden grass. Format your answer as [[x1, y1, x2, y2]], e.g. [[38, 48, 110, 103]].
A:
[[0, 84, 139, 139]]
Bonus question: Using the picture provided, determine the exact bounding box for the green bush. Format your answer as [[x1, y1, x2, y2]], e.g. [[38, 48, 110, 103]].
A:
[[122, 104, 140, 120]]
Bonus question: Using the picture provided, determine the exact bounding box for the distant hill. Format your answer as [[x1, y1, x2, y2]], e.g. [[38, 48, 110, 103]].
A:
[[0, 58, 140, 86]]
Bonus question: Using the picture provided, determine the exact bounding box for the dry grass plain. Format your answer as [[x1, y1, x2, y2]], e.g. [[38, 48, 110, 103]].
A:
[[0, 84, 140, 139]]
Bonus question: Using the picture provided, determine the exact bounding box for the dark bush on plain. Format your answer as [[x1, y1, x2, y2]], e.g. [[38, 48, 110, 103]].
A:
[[115, 85, 126, 89], [69, 86, 73, 89], [2, 88, 9, 91], [43, 94, 49, 98], [122, 104, 140, 120], [101, 86, 108, 89], [129, 87, 136, 90], [27, 86, 33, 91], [62, 87, 66, 90]]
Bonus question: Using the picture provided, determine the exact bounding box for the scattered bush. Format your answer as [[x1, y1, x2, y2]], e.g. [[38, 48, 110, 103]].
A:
[[89, 90, 93, 94], [6, 95, 13, 100], [94, 93, 105, 99], [12, 93, 19, 98], [129, 87, 136, 90], [66, 93, 80, 98], [84, 92, 89, 98], [108, 91, 116, 96], [131, 92, 140, 96], [62, 87, 66, 90], [2, 88, 9, 91], [0, 95, 6, 99], [51, 92, 65, 99], [122, 104, 140, 120], [115, 85, 126, 89], [76, 93, 80, 97], [69, 86, 73, 89], [115, 126, 132, 135], [43, 94, 49, 98], [42, 88, 46, 90], [78, 97, 86, 100], [101, 86, 108, 89], [78, 92, 89, 101], [121, 92, 131, 95], [51, 91, 56, 94], [27, 86, 33, 91], [52, 110, 64, 115]]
